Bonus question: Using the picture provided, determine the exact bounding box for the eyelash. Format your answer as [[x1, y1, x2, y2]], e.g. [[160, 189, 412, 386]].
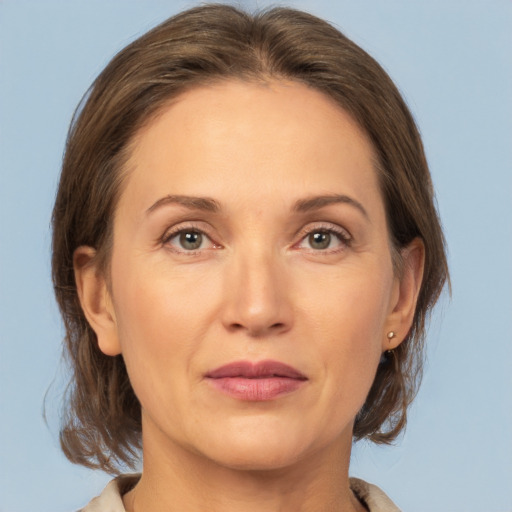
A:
[[161, 222, 220, 255], [294, 223, 352, 254], [160, 223, 352, 255]]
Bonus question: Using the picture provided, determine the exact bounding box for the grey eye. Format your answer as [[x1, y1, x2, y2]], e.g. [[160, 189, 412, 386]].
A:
[[179, 231, 203, 250], [308, 231, 331, 250]]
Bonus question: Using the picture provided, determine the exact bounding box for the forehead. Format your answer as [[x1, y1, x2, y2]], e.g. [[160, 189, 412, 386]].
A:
[[120, 79, 381, 216]]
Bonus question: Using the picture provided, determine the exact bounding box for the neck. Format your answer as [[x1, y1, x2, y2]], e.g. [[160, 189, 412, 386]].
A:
[[123, 418, 365, 512]]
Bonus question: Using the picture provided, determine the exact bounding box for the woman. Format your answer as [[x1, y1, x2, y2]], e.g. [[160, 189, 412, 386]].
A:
[[52, 4, 448, 511]]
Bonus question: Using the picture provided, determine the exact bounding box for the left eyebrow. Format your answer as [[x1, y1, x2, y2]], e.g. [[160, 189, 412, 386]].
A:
[[293, 194, 369, 220]]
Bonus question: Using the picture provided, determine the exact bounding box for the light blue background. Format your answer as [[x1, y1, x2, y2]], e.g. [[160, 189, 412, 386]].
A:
[[1, 1, 511, 511]]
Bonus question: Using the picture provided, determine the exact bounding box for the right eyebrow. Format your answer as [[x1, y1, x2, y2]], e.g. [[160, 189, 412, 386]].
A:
[[145, 194, 221, 215]]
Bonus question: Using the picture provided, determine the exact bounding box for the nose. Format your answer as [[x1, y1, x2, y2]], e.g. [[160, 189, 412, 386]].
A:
[[221, 248, 293, 338]]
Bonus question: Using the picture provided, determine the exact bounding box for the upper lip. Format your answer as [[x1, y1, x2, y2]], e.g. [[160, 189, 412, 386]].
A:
[[205, 360, 307, 380]]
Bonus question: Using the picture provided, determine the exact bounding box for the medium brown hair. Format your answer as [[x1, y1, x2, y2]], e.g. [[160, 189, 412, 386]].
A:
[[52, 3, 448, 473]]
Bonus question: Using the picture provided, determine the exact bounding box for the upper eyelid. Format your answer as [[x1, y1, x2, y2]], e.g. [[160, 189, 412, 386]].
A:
[[161, 226, 219, 255], [295, 222, 352, 240], [159, 220, 352, 248], [161, 221, 215, 241]]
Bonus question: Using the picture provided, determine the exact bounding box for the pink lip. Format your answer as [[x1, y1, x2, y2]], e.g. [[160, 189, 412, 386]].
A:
[[205, 360, 307, 401]]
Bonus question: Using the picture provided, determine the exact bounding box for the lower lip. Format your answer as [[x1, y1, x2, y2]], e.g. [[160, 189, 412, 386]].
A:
[[206, 377, 306, 401]]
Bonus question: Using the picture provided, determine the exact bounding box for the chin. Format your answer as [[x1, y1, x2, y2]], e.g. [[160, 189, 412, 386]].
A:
[[207, 442, 307, 472], [192, 419, 322, 472]]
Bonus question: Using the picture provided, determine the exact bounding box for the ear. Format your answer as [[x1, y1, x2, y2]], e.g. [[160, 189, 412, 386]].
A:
[[73, 246, 121, 356], [384, 238, 425, 351]]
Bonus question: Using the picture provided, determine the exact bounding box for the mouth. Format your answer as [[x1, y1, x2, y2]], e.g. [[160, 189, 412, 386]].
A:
[[205, 360, 308, 401]]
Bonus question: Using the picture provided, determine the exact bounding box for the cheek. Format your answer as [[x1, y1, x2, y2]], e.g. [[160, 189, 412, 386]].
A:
[[297, 263, 392, 406], [298, 259, 393, 346], [109, 257, 218, 406], [112, 251, 213, 341]]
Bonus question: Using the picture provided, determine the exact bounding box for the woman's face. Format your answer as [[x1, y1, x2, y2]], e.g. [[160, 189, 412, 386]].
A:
[[81, 80, 417, 471]]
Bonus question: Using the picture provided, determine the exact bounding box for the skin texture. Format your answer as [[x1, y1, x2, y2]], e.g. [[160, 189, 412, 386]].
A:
[[75, 80, 424, 512]]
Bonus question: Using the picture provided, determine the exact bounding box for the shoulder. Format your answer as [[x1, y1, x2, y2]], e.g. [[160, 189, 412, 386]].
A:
[[79, 474, 140, 512], [350, 477, 402, 512]]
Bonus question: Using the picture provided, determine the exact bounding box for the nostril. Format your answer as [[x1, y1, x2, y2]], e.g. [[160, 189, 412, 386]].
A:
[[228, 321, 287, 335]]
